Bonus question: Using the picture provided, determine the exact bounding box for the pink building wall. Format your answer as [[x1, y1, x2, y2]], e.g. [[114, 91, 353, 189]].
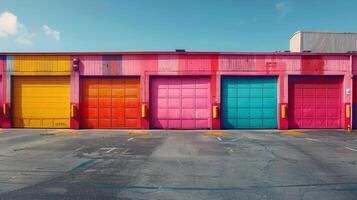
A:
[[0, 52, 355, 129]]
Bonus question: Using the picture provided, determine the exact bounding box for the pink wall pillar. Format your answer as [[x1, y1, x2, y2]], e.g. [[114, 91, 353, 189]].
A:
[[141, 72, 150, 129], [278, 74, 289, 129], [2, 56, 11, 128], [70, 57, 80, 129], [0, 56, 5, 128], [211, 55, 220, 130], [343, 73, 352, 129]]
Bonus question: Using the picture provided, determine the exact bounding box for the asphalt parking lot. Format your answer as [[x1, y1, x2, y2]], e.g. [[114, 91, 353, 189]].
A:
[[0, 129, 356, 200]]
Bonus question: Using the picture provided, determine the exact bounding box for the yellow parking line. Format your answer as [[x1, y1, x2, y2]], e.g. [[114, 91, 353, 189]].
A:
[[128, 131, 151, 136], [205, 131, 229, 136], [48, 131, 80, 135], [281, 131, 304, 136]]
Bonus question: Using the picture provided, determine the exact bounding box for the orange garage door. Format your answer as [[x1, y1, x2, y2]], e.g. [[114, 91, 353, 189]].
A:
[[80, 77, 140, 128]]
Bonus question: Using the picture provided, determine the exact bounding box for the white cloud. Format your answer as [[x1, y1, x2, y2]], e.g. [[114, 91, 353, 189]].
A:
[[275, 1, 291, 17], [0, 11, 18, 37], [15, 24, 35, 46], [43, 24, 60, 41], [0, 11, 36, 46]]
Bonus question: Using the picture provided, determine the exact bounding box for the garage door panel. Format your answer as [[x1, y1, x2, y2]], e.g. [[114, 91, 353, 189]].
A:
[[125, 108, 138, 118], [225, 99, 238, 107], [125, 89, 139, 97], [327, 119, 340, 127], [112, 89, 125, 97], [86, 89, 98, 97], [82, 119, 97, 128], [237, 99, 249, 107], [196, 89, 208, 97], [289, 77, 342, 129], [250, 111, 262, 119], [263, 89, 275, 97], [327, 89, 339, 96], [13, 77, 70, 128], [182, 89, 195, 97], [181, 120, 194, 129], [168, 109, 181, 119], [112, 100, 124, 107], [237, 119, 249, 127], [315, 98, 326, 106], [168, 89, 181, 97], [316, 90, 326, 97], [237, 109, 249, 118], [150, 77, 211, 129], [125, 101, 139, 107], [264, 98, 277, 106], [196, 109, 209, 118], [168, 98, 180, 108], [196, 98, 208, 108], [182, 98, 194, 108], [327, 108, 339, 117], [315, 119, 326, 127], [263, 119, 276, 127], [168, 120, 181, 128], [98, 120, 111, 128], [98, 100, 111, 107], [251, 98, 263, 107], [227, 110, 238, 118], [221, 76, 277, 129], [290, 108, 300, 117], [98, 108, 111, 118], [315, 109, 326, 117], [263, 108, 275, 118], [251, 89, 263, 97], [250, 120, 263, 128], [327, 98, 339, 106], [237, 89, 249, 97], [182, 109, 195, 118], [112, 108, 124, 116], [195, 79, 208, 88], [156, 90, 167, 97], [196, 120, 208, 128], [83, 108, 98, 118], [80, 77, 140, 129], [302, 108, 314, 117]]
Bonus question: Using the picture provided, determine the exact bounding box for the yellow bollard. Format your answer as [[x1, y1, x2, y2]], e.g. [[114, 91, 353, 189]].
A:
[[141, 104, 147, 118], [2, 104, 6, 116], [212, 106, 218, 119], [281, 105, 287, 119], [346, 104, 351, 119]]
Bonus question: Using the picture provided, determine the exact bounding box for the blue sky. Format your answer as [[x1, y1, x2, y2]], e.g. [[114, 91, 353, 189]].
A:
[[0, 0, 356, 52]]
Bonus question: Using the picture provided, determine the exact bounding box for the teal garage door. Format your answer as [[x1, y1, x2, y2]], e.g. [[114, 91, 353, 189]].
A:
[[221, 76, 277, 129]]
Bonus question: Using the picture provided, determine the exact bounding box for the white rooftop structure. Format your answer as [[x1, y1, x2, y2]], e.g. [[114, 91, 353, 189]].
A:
[[289, 31, 357, 53]]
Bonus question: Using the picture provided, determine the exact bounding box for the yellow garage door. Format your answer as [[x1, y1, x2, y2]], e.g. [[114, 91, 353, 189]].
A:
[[13, 76, 70, 128]]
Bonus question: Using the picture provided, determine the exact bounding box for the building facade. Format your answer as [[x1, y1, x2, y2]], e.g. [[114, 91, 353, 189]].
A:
[[0, 52, 356, 130]]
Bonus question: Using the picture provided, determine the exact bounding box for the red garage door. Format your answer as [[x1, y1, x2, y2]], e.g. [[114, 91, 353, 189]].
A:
[[289, 76, 342, 129], [80, 77, 140, 128], [150, 76, 211, 129]]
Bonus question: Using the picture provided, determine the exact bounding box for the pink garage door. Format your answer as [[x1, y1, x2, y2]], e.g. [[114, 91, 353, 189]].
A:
[[150, 77, 211, 129], [289, 76, 342, 129]]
